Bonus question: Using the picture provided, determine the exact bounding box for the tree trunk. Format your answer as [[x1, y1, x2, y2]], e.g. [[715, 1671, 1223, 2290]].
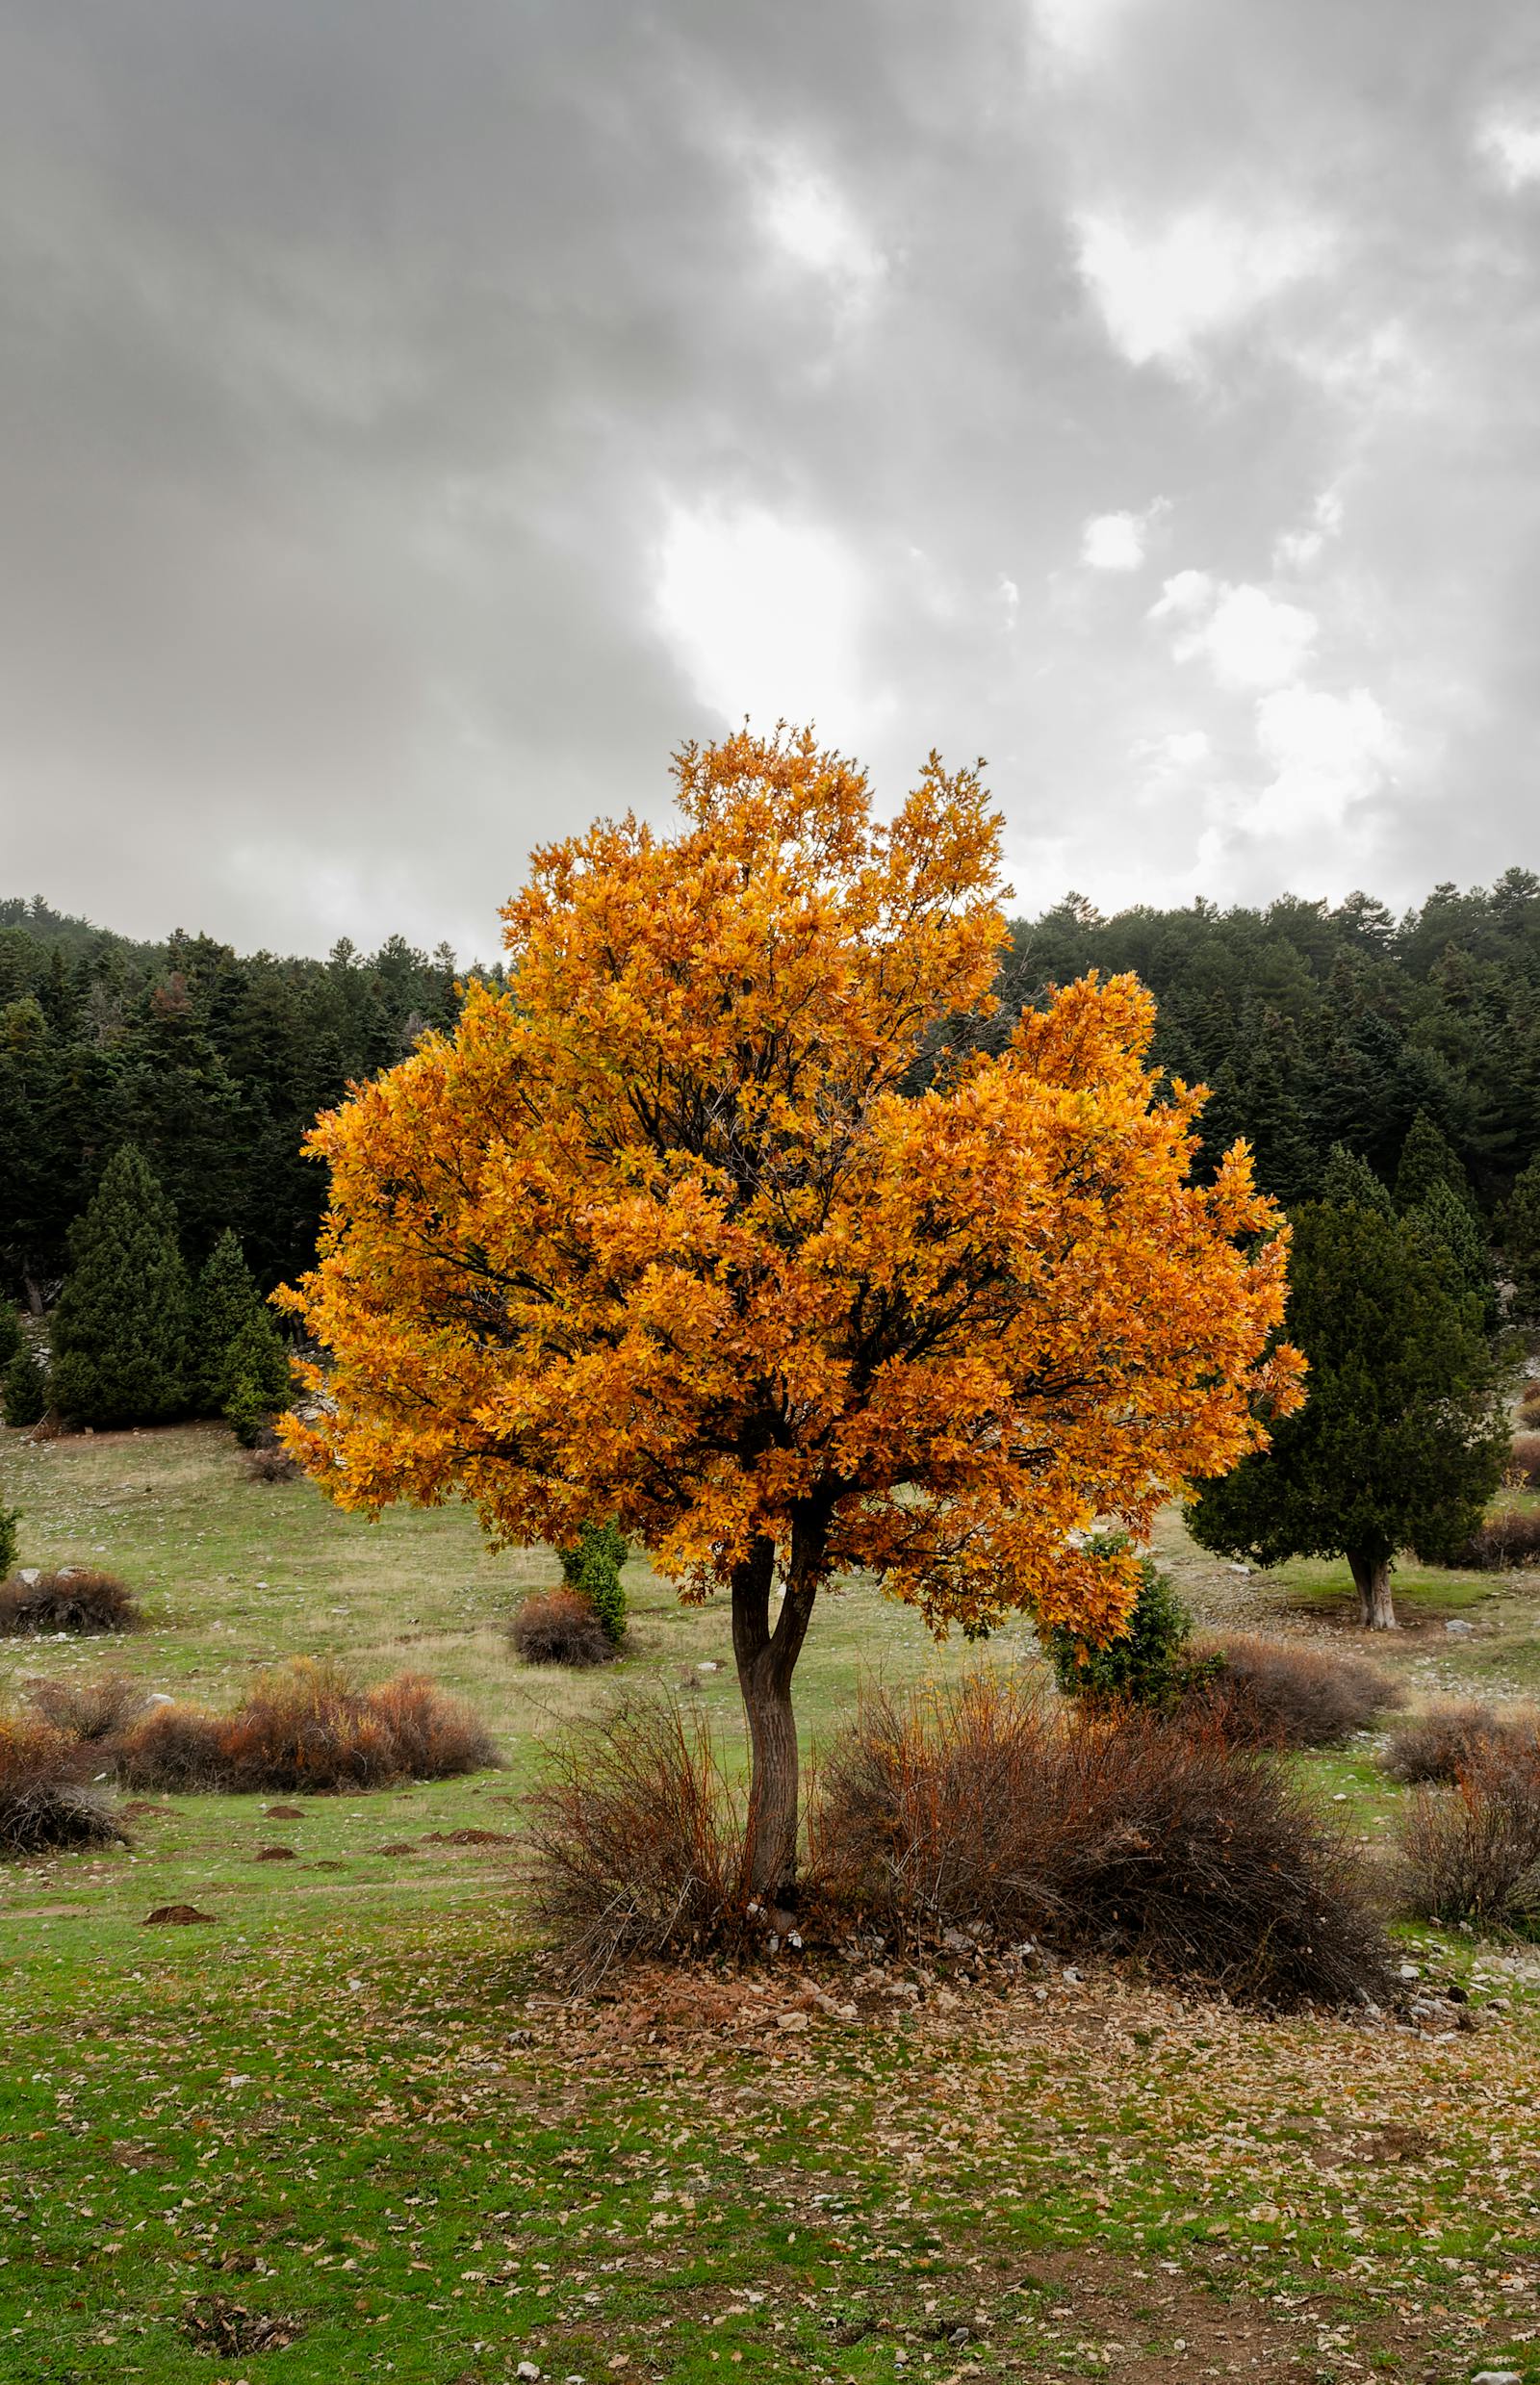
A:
[[731, 1526, 821, 1902], [1348, 1549, 1398, 1630]]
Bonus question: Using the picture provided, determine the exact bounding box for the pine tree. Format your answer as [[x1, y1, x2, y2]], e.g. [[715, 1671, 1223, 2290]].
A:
[[1500, 1156, 1540, 1326], [1412, 1178, 1498, 1332], [192, 1230, 289, 1415], [49, 1145, 191, 1427], [0, 1305, 20, 1369], [1320, 1143, 1393, 1216], [1394, 1108, 1475, 1217], [557, 1519, 629, 1645], [1189, 1197, 1508, 1629], [0, 1490, 18, 1577], [219, 1313, 294, 1445], [2, 1342, 48, 1427]]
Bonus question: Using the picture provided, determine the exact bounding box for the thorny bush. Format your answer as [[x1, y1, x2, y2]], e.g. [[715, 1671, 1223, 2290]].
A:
[[1383, 1701, 1540, 1787], [808, 1674, 1393, 2011], [0, 1714, 125, 1857], [1399, 1757, 1540, 1932], [526, 1697, 750, 1987], [508, 1588, 616, 1669], [25, 1672, 151, 1743], [1186, 1632, 1402, 1749], [111, 1658, 500, 1793], [0, 1567, 142, 1636]]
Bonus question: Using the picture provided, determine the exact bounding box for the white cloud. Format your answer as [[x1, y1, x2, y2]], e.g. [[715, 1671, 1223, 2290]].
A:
[[998, 574, 1021, 627], [1272, 486, 1345, 573], [1073, 206, 1328, 375], [654, 499, 878, 736], [1081, 508, 1150, 571], [757, 159, 886, 308], [1032, 0, 1144, 69], [1476, 107, 1540, 192], [1149, 574, 1318, 691], [1248, 684, 1399, 833]]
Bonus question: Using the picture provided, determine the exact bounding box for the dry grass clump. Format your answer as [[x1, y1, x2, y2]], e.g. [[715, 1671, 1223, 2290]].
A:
[[1400, 1761, 1540, 1931], [1382, 1700, 1540, 1785], [1509, 1432, 1540, 1489], [25, 1673, 152, 1743], [111, 1659, 500, 1794], [1186, 1633, 1402, 1750], [1517, 1380, 1540, 1427], [508, 1588, 615, 1670], [0, 1568, 142, 1636], [1444, 1507, 1540, 1570], [526, 1698, 748, 1986], [0, 1714, 125, 1856], [809, 1675, 1392, 2011]]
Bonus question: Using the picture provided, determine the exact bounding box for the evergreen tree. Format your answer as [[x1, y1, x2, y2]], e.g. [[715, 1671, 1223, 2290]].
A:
[[218, 1313, 294, 1445], [192, 1230, 289, 1414], [0, 1305, 20, 1369], [1412, 1178, 1498, 1333], [557, 1518, 629, 1645], [1500, 1156, 1540, 1326], [49, 1145, 191, 1427], [0, 1490, 18, 1577], [2, 1341, 48, 1427], [1394, 1108, 1475, 1217], [1188, 1199, 1508, 1628], [1320, 1142, 1393, 1216]]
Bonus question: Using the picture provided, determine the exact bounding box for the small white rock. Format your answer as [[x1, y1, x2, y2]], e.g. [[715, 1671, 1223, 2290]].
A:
[[1445, 1618, 1474, 1637], [777, 2010, 810, 2032], [696, 1659, 720, 1672], [1399, 1962, 1420, 1981], [1471, 2372, 1524, 2384], [516, 2364, 542, 2381]]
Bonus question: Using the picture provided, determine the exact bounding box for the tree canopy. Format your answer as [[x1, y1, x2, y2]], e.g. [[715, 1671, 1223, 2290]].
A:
[[281, 729, 1301, 1889]]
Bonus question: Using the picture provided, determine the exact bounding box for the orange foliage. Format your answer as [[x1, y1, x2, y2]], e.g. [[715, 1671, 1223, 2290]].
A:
[[278, 727, 1302, 1648]]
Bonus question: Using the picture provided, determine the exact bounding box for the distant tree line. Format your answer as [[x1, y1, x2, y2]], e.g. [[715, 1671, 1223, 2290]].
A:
[[3, 869, 1539, 1326]]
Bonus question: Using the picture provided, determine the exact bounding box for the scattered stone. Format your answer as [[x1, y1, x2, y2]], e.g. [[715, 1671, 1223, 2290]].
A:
[[1399, 1962, 1420, 1981], [696, 1659, 721, 1672], [1445, 1618, 1475, 1637], [1472, 2372, 1524, 2384], [144, 1905, 218, 1926], [516, 2364, 542, 2381], [776, 2010, 810, 2033], [253, 1845, 298, 1862]]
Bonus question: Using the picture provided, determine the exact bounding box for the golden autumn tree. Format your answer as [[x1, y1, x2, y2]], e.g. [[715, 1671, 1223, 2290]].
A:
[[279, 728, 1303, 1894]]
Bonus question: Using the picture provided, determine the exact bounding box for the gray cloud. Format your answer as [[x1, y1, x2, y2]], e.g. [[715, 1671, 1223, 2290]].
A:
[[0, 0, 1537, 953]]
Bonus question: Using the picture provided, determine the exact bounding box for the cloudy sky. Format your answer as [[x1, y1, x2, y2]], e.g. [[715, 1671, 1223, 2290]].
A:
[[2, 0, 1538, 958]]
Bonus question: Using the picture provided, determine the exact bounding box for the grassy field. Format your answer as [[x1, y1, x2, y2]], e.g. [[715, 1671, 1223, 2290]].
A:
[[4, 1421, 1540, 2383]]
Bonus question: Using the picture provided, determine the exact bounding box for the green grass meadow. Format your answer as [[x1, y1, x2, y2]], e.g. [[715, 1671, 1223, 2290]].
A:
[[5, 1421, 1540, 2383]]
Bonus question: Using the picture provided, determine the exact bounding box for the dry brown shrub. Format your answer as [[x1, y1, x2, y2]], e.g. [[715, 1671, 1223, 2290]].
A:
[[809, 1673, 1392, 2010], [0, 1568, 142, 1636], [1383, 1700, 1540, 1785], [1444, 1508, 1540, 1570], [1185, 1633, 1402, 1749], [0, 1714, 125, 1856], [243, 1441, 301, 1484], [1509, 1432, 1540, 1489], [25, 1672, 151, 1743], [111, 1659, 499, 1794], [1399, 1757, 1540, 1930], [526, 1697, 749, 1986], [1517, 1380, 1540, 1426], [507, 1588, 614, 1669]]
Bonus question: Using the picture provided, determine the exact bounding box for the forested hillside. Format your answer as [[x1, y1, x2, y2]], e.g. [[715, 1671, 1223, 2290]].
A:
[[3, 869, 1538, 1312], [0, 897, 503, 1307]]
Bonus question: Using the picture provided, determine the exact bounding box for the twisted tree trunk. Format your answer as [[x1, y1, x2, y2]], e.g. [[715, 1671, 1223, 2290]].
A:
[[731, 1525, 821, 1900], [1348, 1547, 1398, 1629]]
